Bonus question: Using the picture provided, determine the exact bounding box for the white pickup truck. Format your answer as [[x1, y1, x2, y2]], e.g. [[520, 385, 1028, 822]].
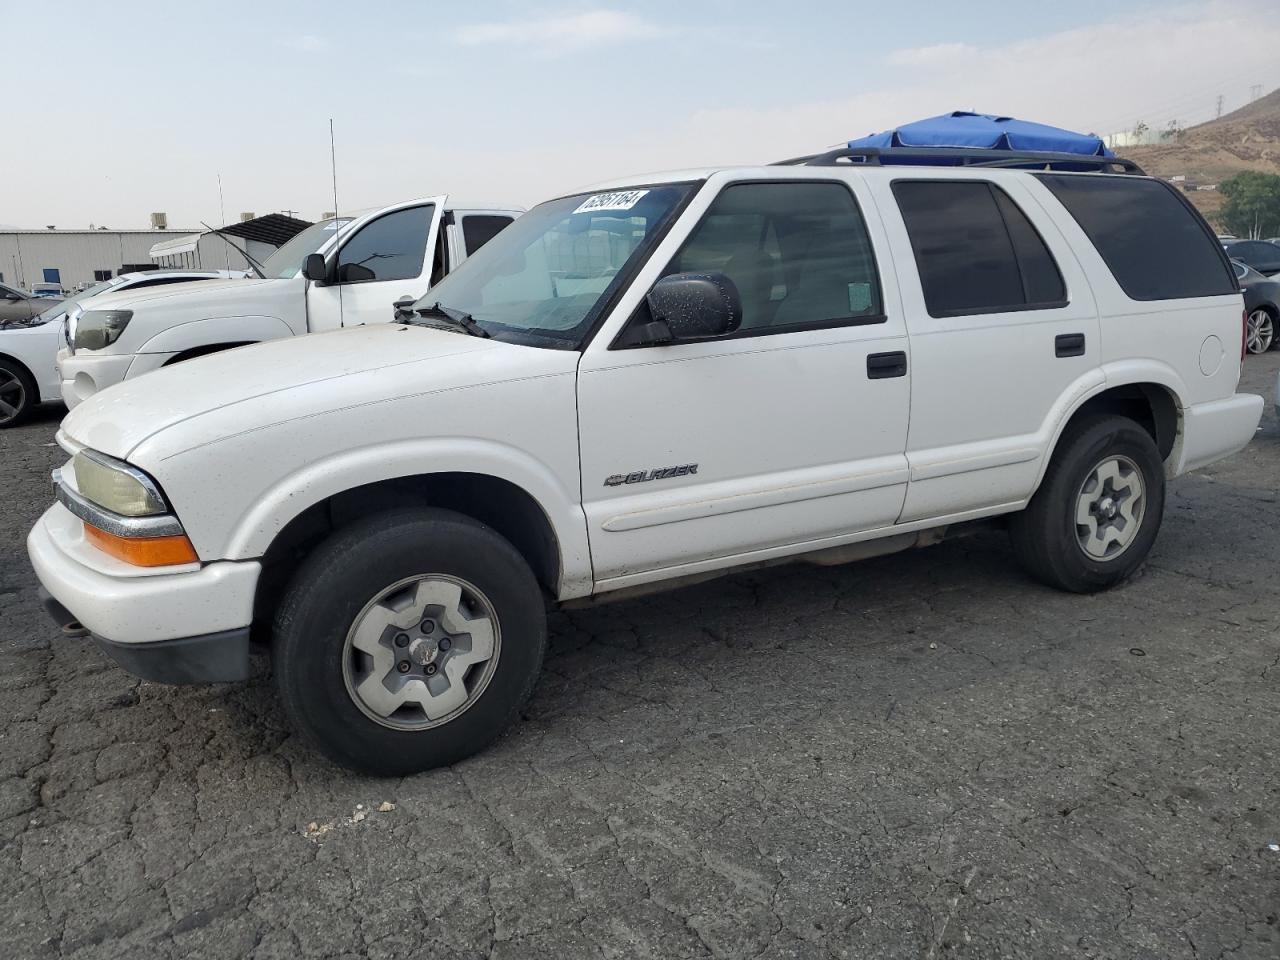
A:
[[57, 197, 520, 408], [30, 150, 1264, 775]]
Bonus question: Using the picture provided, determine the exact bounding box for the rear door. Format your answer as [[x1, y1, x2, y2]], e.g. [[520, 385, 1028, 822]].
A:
[[576, 175, 912, 589], [868, 173, 1103, 522], [306, 197, 445, 331]]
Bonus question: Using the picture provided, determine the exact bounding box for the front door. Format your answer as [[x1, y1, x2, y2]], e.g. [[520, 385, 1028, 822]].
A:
[[577, 177, 912, 589], [307, 201, 444, 332]]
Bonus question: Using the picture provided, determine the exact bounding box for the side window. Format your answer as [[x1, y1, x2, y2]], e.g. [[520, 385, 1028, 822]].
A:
[[892, 180, 1066, 318], [337, 205, 433, 283], [1038, 175, 1236, 300], [461, 215, 514, 256], [663, 181, 883, 333]]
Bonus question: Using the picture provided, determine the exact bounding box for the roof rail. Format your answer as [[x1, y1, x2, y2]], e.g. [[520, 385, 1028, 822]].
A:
[[772, 146, 1145, 175]]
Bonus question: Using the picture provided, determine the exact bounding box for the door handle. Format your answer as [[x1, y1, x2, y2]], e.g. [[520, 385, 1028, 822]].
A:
[[1055, 333, 1086, 358], [867, 351, 908, 379]]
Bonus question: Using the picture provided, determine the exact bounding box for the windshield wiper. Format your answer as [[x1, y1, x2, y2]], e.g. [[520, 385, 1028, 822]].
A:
[[410, 301, 491, 339]]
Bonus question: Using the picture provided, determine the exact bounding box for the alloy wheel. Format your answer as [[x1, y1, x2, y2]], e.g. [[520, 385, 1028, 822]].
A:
[[342, 574, 501, 731], [1246, 309, 1274, 354], [1075, 455, 1147, 561], [0, 369, 26, 425]]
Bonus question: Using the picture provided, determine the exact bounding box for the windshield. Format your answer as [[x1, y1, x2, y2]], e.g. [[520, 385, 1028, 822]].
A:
[[260, 218, 353, 279], [35, 277, 124, 323], [414, 184, 696, 348]]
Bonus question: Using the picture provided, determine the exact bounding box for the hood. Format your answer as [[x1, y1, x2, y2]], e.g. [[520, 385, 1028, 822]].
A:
[[83, 276, 271, 313], [61, 324, 557, 460]]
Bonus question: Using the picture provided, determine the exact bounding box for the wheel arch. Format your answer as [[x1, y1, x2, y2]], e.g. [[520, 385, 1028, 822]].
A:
[[136, 314, 293, 356], [1035, 376, 1182, 493], [163, 341, 256, 365], [251, 472, 568, 635]]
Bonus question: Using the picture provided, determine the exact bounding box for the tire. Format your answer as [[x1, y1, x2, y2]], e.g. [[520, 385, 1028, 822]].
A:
[[0, 358, 36, 428], [1010, 415, 1165, 593], [1245, 307, 1275, 355], [272, 508, 547, 775]]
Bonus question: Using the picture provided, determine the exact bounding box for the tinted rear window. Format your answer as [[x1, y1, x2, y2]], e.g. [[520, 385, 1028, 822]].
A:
[[892, 180, 1065, 317], [1037, 175, 1235, 300]]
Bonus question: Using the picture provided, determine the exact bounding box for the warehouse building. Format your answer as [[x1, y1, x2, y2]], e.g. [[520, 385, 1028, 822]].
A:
[[0, 213, 310, 292]]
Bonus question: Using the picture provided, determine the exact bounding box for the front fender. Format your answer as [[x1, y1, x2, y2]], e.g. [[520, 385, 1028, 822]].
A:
[[137, 315, 295, 355], [213, 437, 593, 599]]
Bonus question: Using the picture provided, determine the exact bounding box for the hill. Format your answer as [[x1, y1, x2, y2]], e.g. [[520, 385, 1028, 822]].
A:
[[1123, 88, 1280, 228]]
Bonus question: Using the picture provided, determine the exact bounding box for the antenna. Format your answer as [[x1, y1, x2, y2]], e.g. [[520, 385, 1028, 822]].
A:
[[329, 118, 345, 328], [1250, 84, 1262, 102], [1216, 94, 1224, 118], [217, 173, 232, 273]]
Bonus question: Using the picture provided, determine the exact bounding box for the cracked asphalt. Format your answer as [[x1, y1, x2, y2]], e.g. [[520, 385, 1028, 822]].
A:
[[2, 355, 1279, 960]]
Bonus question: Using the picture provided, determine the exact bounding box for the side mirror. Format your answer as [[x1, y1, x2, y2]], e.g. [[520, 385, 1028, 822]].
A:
[[302, 253, 329, 283], [642, 272, 742, 344], [337, 262, 376, 283], [393, 296, 417, 321]]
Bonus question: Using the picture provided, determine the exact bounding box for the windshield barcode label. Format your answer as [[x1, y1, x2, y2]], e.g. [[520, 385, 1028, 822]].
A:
[[573, 190, 649, 215]]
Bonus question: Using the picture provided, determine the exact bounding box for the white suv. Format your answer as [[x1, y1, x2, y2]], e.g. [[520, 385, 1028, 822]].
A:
[[29, 149, 1264, 774]]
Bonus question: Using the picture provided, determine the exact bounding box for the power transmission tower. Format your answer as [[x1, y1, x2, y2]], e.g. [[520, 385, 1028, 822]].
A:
[[1250, 84, 1262, 102], [1216, 95, 1224, 118]]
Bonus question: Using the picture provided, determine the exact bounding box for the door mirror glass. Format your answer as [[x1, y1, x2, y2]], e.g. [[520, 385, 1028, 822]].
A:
[[644, 272, 742, 343], [302, 253, 329, 283]]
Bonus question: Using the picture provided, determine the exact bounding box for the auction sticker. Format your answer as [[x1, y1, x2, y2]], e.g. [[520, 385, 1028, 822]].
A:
[[573, 190, 649, 215]]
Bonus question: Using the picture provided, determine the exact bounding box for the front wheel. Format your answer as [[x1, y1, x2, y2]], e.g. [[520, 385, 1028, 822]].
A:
[[1246, 308, 1275, 354], [272, 508, 547, 775], [1010, 415, 1166, 593]]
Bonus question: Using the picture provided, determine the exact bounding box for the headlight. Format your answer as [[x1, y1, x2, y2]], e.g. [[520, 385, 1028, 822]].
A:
[[65, 305, 82, 348], [72, 450, 167, 517], [73, 309, 132, 351]]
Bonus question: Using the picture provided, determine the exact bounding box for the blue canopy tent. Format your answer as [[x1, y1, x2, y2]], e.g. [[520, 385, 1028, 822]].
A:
[[842, 111, 1115, 168]]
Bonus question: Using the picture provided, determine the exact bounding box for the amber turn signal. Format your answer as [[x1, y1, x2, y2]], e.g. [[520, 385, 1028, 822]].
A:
[[83, 523, 199, 567]]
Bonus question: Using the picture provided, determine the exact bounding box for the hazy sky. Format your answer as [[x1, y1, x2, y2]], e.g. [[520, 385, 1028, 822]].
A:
[[5, 0, 1280, 229]]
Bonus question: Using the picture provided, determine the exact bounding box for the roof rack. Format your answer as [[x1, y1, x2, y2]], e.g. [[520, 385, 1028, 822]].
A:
[[772, 146, 1145, 175]]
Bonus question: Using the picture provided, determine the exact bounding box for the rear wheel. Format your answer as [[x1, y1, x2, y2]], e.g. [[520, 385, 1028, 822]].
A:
[[1246, 307, 1275, 354], [272, 508, 547, 775], [1010, 415, 1165, 593], [0, 359, 36, 428]]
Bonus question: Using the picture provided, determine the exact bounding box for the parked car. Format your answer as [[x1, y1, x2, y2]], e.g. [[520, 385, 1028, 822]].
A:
[[1233, 259, 1280, 353], [0, 281, 60, 323], [30, 151, 1264, 774], [31, 282, 67, 298], [1222, 238, 1280, 277], [0, 270, 245, 427], [56, 197, 521, 409]]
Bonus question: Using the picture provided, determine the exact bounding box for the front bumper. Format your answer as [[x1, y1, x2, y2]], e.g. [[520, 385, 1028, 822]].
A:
[[57, 348, 134, 410], [1174, 392, 1264, 474], [38, 587, 251, 683], [28, 503, 261, 682]]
